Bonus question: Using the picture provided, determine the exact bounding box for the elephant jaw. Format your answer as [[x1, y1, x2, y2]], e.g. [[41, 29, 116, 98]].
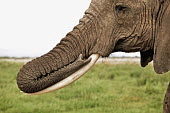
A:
[[22, 54, 100, 95]]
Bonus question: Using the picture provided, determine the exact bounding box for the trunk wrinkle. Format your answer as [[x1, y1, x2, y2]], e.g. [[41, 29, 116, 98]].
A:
[[17, 55, 91, 93]]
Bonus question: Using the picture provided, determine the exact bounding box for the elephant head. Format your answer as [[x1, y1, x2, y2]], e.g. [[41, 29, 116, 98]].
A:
[[17, 0, 170, 96]]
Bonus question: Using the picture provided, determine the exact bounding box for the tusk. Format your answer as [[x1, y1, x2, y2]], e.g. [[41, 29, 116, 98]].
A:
[[26, 54, 100, 95]]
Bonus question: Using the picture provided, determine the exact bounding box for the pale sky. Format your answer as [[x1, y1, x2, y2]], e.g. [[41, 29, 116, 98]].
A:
[[0, 0, 139, 57]]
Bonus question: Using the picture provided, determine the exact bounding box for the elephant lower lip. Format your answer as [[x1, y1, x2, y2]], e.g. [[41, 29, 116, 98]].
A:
[[17, 55, 91, 93]]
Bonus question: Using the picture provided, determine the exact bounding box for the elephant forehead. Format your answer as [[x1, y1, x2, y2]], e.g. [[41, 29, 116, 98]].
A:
[[90, 0, 146, 8], [114, 0, 149, 5], [91, 0, 113, 7]]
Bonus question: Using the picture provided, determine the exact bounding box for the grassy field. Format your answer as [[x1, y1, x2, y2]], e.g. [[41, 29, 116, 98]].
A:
[[0, 61, 170, 113]]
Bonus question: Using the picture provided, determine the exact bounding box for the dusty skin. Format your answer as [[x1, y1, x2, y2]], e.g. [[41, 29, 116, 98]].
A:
[[16, 0, 170, 112]]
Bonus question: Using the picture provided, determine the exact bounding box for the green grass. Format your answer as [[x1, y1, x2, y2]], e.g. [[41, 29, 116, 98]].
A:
[[0, 61, 170, 113]]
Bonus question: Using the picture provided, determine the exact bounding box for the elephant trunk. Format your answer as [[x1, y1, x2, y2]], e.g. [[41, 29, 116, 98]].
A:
[[17, 13, 100, 94]]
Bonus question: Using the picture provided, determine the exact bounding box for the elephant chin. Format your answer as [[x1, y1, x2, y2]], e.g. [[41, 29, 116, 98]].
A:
[[20, 54, 100, 95]]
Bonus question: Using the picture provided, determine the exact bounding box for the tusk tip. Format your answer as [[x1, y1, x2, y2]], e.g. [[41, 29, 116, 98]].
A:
[[78, 54, 83, 60]]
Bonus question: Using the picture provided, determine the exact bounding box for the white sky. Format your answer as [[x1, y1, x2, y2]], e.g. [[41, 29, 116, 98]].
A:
[[0, 0, 139, 57]]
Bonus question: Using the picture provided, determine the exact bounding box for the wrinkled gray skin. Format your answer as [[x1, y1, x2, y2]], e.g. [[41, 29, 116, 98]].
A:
[[17, 0, 170, 112]]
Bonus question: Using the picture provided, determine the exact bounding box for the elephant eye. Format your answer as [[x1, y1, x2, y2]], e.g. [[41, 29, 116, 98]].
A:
[[115, 5, 130, 18], [115, 5, 127, 11]]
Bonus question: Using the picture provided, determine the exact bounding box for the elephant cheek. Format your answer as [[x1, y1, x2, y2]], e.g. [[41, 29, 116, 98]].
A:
[[91, 37, 118, 57]]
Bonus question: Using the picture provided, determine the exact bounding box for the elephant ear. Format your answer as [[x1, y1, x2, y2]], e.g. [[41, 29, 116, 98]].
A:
[[140, 50, 154, 67], [153, 3, 170, 74]]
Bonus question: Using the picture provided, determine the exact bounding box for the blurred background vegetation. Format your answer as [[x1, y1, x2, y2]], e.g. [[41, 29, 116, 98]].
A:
[[0, 60, 170, 113]]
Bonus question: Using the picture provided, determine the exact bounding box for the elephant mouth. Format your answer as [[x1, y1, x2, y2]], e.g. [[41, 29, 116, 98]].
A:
[[17, 54, 100, 95]]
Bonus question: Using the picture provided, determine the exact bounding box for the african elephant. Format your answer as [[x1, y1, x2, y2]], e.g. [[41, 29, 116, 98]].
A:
[[17, 0, 170, 112]]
